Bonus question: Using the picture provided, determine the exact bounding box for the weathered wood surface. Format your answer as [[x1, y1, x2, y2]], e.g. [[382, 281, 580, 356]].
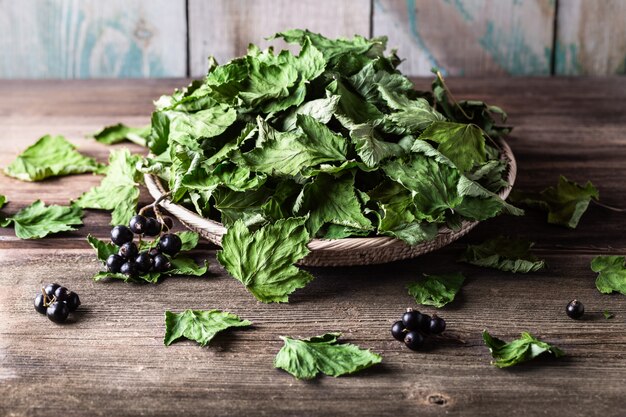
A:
[[0, 0, 187, 78], [373, 0, 556, 76], [1, 78, 626, 416], [555, 0, 626, 75], [187, 0, 371, 77]]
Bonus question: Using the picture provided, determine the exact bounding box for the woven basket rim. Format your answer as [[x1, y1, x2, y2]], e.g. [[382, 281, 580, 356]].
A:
[[144, 137, 517, 252]]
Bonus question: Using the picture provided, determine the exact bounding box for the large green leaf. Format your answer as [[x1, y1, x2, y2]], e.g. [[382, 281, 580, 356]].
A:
[[164, 309, 251, 347], [350, 123, 405, 168], [483, 331, 565, 368], [295, 172, 372, 236], [4, 135, 101, 181], [76, 149, 142, 225], [91, 123, 151, 146], [510, 176, 599, 229], [5, 201, 83, 239], [274, 332, 382, 379], [590, 255, 626, 295], [407, 272, 465, 308], [216, 217, 314, 303], [417, 121, 486, 173], [461, 236, 546, 273]]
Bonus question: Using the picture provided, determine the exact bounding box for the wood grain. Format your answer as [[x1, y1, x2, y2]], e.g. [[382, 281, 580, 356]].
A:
[[373, 0, 556, 76], [187, 0, 371, 77], [0, 0, 187, 78], [1, 78, 626, 416], [555, 0, 626, 75]]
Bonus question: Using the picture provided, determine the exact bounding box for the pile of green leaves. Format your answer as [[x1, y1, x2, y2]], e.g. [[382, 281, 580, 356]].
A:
[[141, 30, 519, 249]]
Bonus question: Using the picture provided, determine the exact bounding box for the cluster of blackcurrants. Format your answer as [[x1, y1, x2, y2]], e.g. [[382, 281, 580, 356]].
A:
[[391, 308, 446, 351], [106, 213, 182, 277], [34, 283, 81, 323]]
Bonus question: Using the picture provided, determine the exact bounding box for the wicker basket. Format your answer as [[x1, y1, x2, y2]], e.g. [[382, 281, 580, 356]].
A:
[[144, 139, 517, 267]]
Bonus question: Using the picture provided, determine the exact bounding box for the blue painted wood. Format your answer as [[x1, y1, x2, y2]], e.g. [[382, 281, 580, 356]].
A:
[[0, 0, 187, 79]]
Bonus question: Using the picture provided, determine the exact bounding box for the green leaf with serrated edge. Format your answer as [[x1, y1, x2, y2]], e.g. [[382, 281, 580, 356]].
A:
[[417, 121, 486, 173], [378, 86, 445, 133], [510, 176, 599, 229], [164, 309, 251, 347], [241, 116, 346, 177], [6, 201, 83, 239], [294, 172, 372, 236], [87, 234, 118, 262], [407, 273, 465, 308], [166, 105, 237, 152], [4, 135, 101, 181], [460, 236, 546, 273], [281, 95, 340, 131], [76, 149, 142, 225], [168, 257, 209, 276], [349, 123, 405, 168], [591, 256, 626, 295], [217, 217, 314, 303], [274, 332, 382, 379], [0, 195, 7, 210], [482, 330, 564, 368], [91, 123, 150, 146]]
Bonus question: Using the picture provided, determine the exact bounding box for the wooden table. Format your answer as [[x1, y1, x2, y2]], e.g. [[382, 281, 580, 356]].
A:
[[1, 78, 625, 417]]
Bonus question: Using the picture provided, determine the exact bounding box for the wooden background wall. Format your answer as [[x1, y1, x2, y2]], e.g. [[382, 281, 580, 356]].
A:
[[1, 0, 625, 78]]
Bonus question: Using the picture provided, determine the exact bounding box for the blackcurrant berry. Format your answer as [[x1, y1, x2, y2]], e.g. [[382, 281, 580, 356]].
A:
[[419, 313, 432, 333], [107, 254, 125, 273], [44, 283, 60, 298], [402, 309, 423, 331], [34, 293, 47, 314], [429, 315, 446, 334], [119, 242, 138, 260], [143, 217, 162, 237], [111, 225, 134, 245], [148, 248, 161, 258], [54, 286, 70, 302], [162, 216, 174, 231], [129, 215, 148, 235], [66, 292, 81, 312], [159, 233, 182, 256], [153, 254, 171, 272], [120, 261, 138, 276], [404, 331, 425, 351], [566, 299, 584, 319], [135, 251, 154, 273], [391, 320, 406, 341], [47, 301, 69, 323]]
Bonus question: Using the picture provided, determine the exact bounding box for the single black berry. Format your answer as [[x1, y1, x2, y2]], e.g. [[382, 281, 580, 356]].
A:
[[119, 242, 138, 260], [159, 233, 182, 256], [404, 331, 425, 351], [419, 313, 432, 333], [129, 215, 148, 235], [111, 225, 134, 245], [402, 309, 423, 331], [54, 286, 70, 302], [153, 254, 171, 272], [34, 293, 47, 314], [44, 283, 60, 298], [66, 292, 81, 312], [566, 299, 584, 319], [162, 217, 174, 231], [144, 217, 162, 237], [135, 251, 154, 273], [120, 261, 138, 276], [106, 254, 125, 273], [429, 315, 446, 334], [391, 320, 406, 341], [46, 301, 69, 323]]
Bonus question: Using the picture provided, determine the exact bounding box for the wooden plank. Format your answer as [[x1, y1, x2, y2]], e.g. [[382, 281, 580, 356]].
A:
[[373, 0, 556, 76], [2, 78, 626, 416], [0, 0, 187, 78], [555, 0, 626, 75], [187, 0, 371, 77]]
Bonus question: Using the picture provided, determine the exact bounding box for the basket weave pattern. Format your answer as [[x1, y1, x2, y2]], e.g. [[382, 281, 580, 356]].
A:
[[144, 140, 517, 266]]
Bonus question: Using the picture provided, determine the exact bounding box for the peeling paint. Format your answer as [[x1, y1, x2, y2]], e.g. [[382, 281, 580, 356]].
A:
[[406, 0, 445, 74]]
